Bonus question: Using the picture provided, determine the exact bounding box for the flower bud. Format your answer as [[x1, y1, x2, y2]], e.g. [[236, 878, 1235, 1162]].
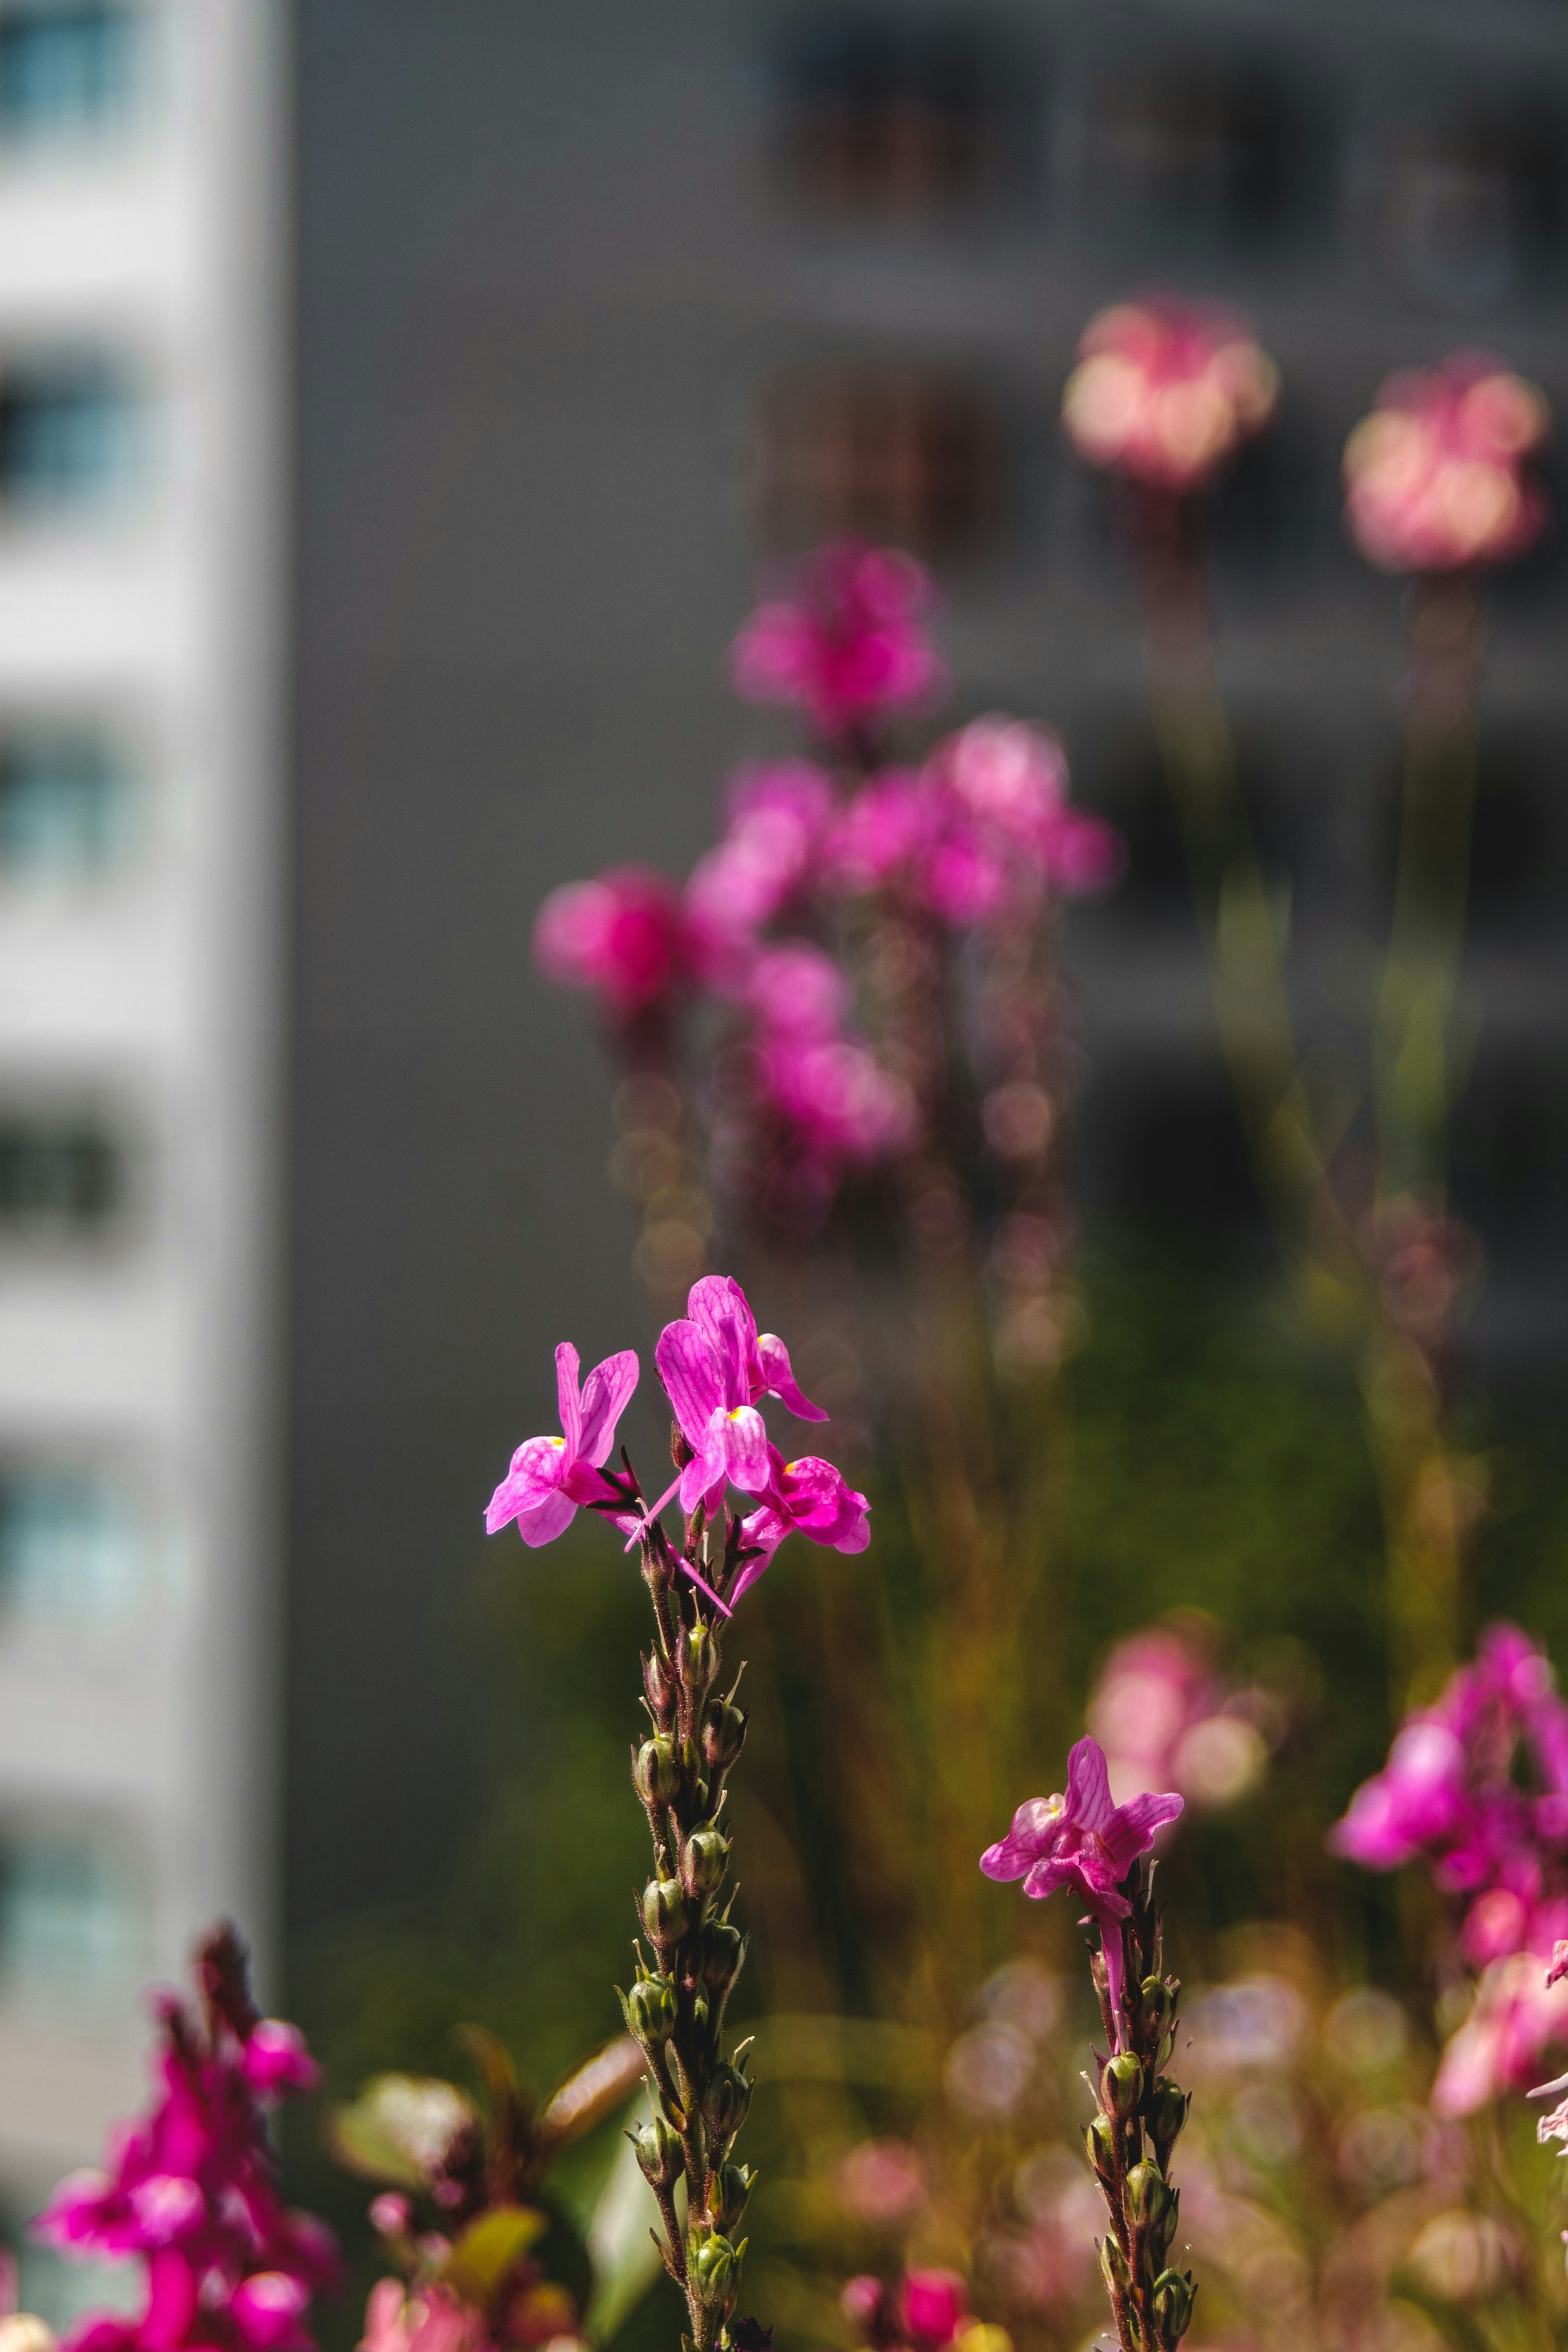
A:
[[1152, 2271, 1194, 2342], [682, 1829, 730, 1901], [703, 2063, 751, 2143], [687, 2226, 739, 2302], [642, 1649, 672, 1714], [1086, 2114, 1116, 2180], [699, 1919, 746, 1991], [1148, 2078, 1189, 2151], [1125, 2162, 1168, 2231], [634, 1737, 682, 1806], [685, 1623, 719, 1688], [702, 1698, 748, 1772], [1141, 1976, 1174, 2029], [626, 1974, 678, 2045], [1102, 2053, 1143, 2118], [642, 1877, 688, 1943], [1099, 2236, 1131, 2299], [633, 2114, 683, 2189], [708, 2161, 755, 2234]]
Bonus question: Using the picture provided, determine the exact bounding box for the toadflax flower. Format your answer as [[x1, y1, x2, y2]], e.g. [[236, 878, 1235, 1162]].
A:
[[652, 1276, 827, 1519], [981, 1735, 1183, 2045], [34, 1925, 341, 2352], [533, 867, 698, 1021], [484, 1343, 640, 1546], [1062, 297, 1278, 494], [731, 540, 946, 740], [1343, 356, 1550, 574], [732, 1447, 871, 1603]]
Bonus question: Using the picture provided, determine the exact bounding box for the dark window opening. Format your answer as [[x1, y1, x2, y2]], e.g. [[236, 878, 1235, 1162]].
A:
[[0, 723, 137, 875], [0, 1111, 127, 1238], [1378, 101, 1564, 310], [0, 354, 141, 510], [1081, 49, 1316, 253], [752, 365, 1007, 562]]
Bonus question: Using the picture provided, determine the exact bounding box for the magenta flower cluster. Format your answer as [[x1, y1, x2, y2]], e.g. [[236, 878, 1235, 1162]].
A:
[[1331, 1622, 1568, 1976], [35, 1930, 341, 2352], [532, 541, 1119, 1212], [486, 1272, 868, 1603], [981, 1735, 1183, 2045]]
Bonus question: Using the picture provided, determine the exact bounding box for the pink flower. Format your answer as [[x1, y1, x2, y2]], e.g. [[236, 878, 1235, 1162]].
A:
[[1086, 1626, 1269, 1815], [981, 1736, 1182, 2045], [1343, 356, 1549, 574], [1431, 1951, 1568, 2115], [651, 1275, 829, 1526], [33, 1928, 340, 2352], [685, 762, 836, 950], [358, 2284, 488, 2352], [731, 542, 946, 739], [688, 1274, 827, 1423], [820, 771, 931, 896], [484, 1344, 640, 1547], [742, 943, 849, 1041], [900, 2270, 968, 2350], [1062, 298, 1278, 492], [733, 1448, 871, 1601], [533, 867, 696, 1019], [835, 2139, 926, 2230], [758, 1038, 919, 1169]]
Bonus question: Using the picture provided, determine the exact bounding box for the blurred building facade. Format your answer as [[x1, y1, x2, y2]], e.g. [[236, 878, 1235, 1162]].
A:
[[290, 0, 1568, 1952], [0, 0, 288, 2310]]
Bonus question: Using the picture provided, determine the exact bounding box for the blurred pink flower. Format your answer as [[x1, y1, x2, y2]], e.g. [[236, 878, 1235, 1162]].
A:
[[758, 1036, 919, 1169], [835, 2139, 926, 2230], [900, 2272, 968, 2351], [981, 1735, 1182, 2043], [1087, 1627, 1269, 1815], [1063, 298, 1278, 493], [1432, 1951, 1568, 2116], [731, 541, 946, 739], [359, 2282, 489, 2352], [820, 770, 930, 896], [533, 867, 697, 1020], [484, 1342, 640, 1547], [742, 942, 848, 1040], [685, 762, 836, 950], [1344, 356, 1550, 574]]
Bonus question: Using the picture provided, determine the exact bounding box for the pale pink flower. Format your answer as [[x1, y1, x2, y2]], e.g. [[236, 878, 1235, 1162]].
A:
[[1431, 1951, 1568, 2116], [1344, 356, 1549, 574], [1063, 298, 1278, 493]]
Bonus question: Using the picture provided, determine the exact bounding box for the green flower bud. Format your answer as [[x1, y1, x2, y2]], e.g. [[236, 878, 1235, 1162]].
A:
[[1152, 2271, 1194, 2343], [685, 1623, 719, 1688], [702, 1698, 747, 1772], [1102, 2052, 1143, 2118], [687, 2226, 738, 2301], [632, 2113, 683, 2189], [642, 1876, 688, 1942], [1125, 2161, 1169, 2230], [1158, 2029, 1175, 2066], [699, 1918, 746, 1991], [1099, 2236, 1131, 2299], [708, 2161, 755, 2234], [1148, 2078, 1190, 2150], [641, 1648, 672, 1714], [682, 1828, 730, 1901], [1141, 1976, 1174, 2029], [626, 1973, 678, 2045], [703, 2062, 751, 2143], [634, 1736, 682, 1806], [1086, 2113, 1116, 2180]]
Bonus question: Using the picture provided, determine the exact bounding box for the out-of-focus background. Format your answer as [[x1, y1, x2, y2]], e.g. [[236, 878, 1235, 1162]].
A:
[[2, 0, 1568, 2335]]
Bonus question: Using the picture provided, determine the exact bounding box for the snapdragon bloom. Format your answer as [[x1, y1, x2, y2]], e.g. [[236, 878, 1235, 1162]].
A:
[[731, 541, 946, 739], [653, 1275, 828, 1518], [981, 1736, 1183, 2045], [1431, 1950, 1568, 2116], [1062, 299, 1279, 493], [533, 868, 697, 1021], [684, 763, 835, 952], [484, 1344, 640, 1546], [1343, 357, 1550, 574], [35, 1926, 341, 2352], [733, 1447, 870, 1602]]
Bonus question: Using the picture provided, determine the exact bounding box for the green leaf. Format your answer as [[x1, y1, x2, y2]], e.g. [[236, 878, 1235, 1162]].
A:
[[582, 2098, 678, 2346], [538, 2035, 647, 2152], [438, 2204, 549, 2309], [327, 2073, 478, 2187]]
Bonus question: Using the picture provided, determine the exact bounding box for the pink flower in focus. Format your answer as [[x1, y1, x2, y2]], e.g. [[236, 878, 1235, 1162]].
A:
[[687, 1273, 828, 1422], [981, 1736, 1183, 2045], [484, 1343, 640, 1547], [733, 1447, 871, 1601], [1063, 299, 1279, 493], [731, 542, 946, 739], [533, 867, 696, 1020], [654, 1276, 827, 1521], [1344, 357, 1550, 574]]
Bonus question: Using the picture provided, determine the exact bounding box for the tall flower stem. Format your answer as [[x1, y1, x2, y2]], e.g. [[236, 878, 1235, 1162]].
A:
[[1084, 1865, 1196, 2352], [610, 1480, 759, 2352]]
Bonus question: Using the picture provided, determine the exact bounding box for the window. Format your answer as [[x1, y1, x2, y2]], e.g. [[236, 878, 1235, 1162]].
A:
[[0, 3, 137, 142], [0, 1465, 150, 1618], [1081, 49, 1316, 254], [753, 365, 1006, 560], [0, 1110, 127, 1239], [1378, 101, 1564, 309], [0, 723, 136, 876], [771, 8, 1036, 217], [0, 354, 141, 511], [0, 1831, 140, 1991]]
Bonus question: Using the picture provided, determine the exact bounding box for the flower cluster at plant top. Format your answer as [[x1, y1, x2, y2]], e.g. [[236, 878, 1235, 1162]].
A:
[[1086, 1623, 1288, 1816], [1060, 298, 1279, 494], [1342, 356, 1550, 574], [842, 2266, 1005, 2352], [1331, 1621, 1568, 2110], [531, 540, 1121, 1234], [486, 1273, 868, 1603], [35, 1927, 340, 2352]]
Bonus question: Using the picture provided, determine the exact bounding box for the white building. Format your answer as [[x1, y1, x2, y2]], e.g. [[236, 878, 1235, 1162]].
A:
[[0, 2, 288, 2312]]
